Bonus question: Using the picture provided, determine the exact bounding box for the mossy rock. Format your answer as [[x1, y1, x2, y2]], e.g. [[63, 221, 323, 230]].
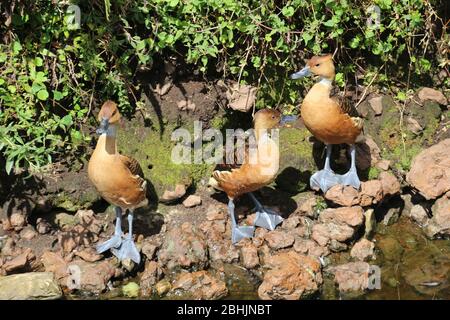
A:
[[275, 126, 317, 194], [42, 166, 101, 212], [117, 118, 213, 198], [364, 96, 441, 173]]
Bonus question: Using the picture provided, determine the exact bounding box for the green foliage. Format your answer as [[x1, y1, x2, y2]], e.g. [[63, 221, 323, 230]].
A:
[[0, 0, 446, 173]]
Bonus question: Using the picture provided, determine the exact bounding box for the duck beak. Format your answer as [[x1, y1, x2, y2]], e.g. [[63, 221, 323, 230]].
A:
[[96, 117, 109, 135], [290, 66, 311, 79], [280, 114, 297, 126]]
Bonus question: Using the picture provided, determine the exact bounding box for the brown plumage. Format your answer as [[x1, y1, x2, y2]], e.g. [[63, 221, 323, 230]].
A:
[[88, 101, 148, 210], [209, 109, 282, 199], [301, 54, 363, 145]]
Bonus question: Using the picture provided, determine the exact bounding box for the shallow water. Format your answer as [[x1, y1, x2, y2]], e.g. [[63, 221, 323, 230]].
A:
[[70, 217, 448, 300]]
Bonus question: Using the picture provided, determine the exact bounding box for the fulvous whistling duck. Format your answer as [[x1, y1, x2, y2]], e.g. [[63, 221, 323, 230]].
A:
[[88, 101, 148, 264], [209, 109, 291, 244], [290, 54, 363, 192]]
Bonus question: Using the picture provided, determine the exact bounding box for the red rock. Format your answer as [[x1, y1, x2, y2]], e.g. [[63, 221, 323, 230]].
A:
[[9, 213, 26, 230], [240, 242, 259, 269], [258, 251, 322, 300], [319, 206, 364, 227], [406, 139, 450, 200], [328, 262, 371, 292], [281, 216, 301, 230], [141, 236, 162, 260], [41, 251, 69, 282], [379, 171, 400, 197], [227, 83, 257, 112], [356, 136, 381, 170], [170, 271, 228, 300], [206, 205, 226, 221], [312, 223, 355, 247], [425, 195, 450, 238], [252, 228, 268, 247], [325, 186, 360, 207], [368, 96, 383, 115], [160, 184, 186, 203], [375, 159, 390, 171], [293, 238, 329, 258], [140, 261, 163, 297], [206, 230, 239, 263], [36, 218, 51, 234], [350, 239, 375, 261], [417, 87, 447, 105], [408, 204, 429, 226], [264, 230, 295, 250], [158, 222, 208, 271], [19, 226, 37, 240], [74, 248, 102, 262], [2, 248, 36, 274], [182, 195, 202, 208], [359, 180, 383, 206], [297, 196, 318, 217], [1, 238, 20, 256]]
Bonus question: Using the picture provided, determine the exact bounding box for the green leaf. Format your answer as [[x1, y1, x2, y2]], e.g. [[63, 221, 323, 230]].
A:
[[5, 159, 14, 175], [302, 32, 313, 44], [37, 89, 49, 101], [7, 85, 16, 93], [397, 91, 407, 101], [53, 90, 64, 101], [281, 6, 295, 17], [13, 41, 22, 54]]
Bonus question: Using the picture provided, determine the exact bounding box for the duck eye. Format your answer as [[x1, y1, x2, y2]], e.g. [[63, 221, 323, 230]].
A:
[[315, 63, 320, 67]]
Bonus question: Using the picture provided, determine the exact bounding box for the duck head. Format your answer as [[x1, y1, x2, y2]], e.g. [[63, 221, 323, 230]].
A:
[[253, 109, 296, 129], [96, 100, 121, 135], [290, 54, 335, 81]]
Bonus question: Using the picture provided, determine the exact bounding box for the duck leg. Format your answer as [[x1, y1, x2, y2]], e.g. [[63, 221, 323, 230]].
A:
[[339, 144, 361, 190], [310, 144, 340, 193], [228, 199, 255, 244], [96, 207, 123, 254], [248, 192, 283, 231], [111, 211, 141, 264]]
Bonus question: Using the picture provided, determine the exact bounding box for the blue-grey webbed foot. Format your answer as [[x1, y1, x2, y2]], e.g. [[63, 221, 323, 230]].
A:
[[231, 225, 256, 244], [248, 193, 283, 231], [339, 168, 361, 190], [111, 211, 141, 264], [111, 237, 141, 264], [339, 144, 361, 190], [310, 144, 340, 193], [310, 169, 341, 193], [228, 199, 255, 244], [96, 207, 123, 254]]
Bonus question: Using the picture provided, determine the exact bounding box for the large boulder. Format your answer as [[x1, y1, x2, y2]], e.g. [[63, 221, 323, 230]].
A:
[[169, 270, 228, 300], [258, 251, 322, 300], [406, 139, 450, 200], [424, 195, 450, 239], [158, 222, 208, 271], [0, 272, 62, 300]]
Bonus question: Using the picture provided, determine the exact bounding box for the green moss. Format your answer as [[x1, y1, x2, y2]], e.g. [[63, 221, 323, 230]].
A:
[[367, 166, 380, 180], [275, 127, 317, 194], [210, 115, 228, 130], [117, 122, 214, 197], [373, 98, 441, 172]]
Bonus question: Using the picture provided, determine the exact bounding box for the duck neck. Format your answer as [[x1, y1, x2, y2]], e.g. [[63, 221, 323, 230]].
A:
[[319, 77, 333, 87], [254, 124, 269, 142], [96, 125, 117, 155]]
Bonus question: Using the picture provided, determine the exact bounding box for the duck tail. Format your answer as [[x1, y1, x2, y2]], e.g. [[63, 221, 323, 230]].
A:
[[208, 172, 222, 191]]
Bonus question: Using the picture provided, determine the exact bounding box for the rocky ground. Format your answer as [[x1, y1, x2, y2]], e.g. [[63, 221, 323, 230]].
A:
[[0, 82, 449, 300]]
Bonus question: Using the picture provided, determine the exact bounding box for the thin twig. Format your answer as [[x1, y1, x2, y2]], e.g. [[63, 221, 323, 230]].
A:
[[355, 63, 385, 108]]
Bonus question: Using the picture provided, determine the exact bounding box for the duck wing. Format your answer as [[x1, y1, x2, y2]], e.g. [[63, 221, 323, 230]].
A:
[[331, 94, 363, 129], [119, 155, 146, 188]]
